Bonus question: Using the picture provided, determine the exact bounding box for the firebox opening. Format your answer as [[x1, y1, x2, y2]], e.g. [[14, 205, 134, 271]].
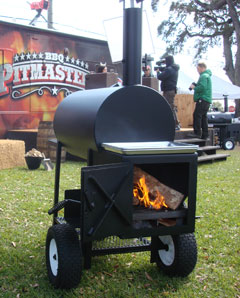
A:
[[132, 164, 189, 228], [133, 163, 189, 210], [136, 163, 189, 195]]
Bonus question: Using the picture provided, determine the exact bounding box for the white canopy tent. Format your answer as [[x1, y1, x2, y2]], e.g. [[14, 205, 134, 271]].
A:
[[210, 75, 240, 100], [177, 70, 240, 100]]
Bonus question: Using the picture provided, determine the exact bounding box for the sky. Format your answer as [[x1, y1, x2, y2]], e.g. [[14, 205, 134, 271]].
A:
[[0, 0, 230, 83]]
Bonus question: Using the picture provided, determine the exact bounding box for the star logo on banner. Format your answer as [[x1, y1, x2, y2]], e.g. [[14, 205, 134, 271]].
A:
[[76, 59, 80, 66], [85, 63, 89, 69], [65, 56, 70, 63], [32, 52, 38, 59], [14, 54, 19, 62], [38, 52, 44, 59], [52, 86, 58, 96], [26, 52, 31, 60], [20, 53, 25, 61], [71, 57, 75, 64], [80, 61, 84, 68]]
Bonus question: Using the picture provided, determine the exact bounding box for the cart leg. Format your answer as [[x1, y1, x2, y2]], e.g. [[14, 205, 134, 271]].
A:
[[83, 241, 92, 269], [53, 142, 62, 224]]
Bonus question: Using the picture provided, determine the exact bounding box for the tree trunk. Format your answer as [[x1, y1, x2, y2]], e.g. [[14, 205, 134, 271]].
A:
[[235, 99, 240, 117], [224, 1, 240, 115]]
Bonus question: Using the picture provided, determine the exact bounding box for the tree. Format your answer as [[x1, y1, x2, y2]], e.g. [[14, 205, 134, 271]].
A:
[[151, 0, 240, 116], [211, 101, 224, 112]]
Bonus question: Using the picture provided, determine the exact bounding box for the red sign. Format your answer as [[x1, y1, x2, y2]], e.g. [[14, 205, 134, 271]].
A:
[[30, 0, 49, 10], [229, 106, 235, 112]]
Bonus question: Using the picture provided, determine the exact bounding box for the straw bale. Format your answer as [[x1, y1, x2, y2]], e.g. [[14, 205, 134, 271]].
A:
[[0, 140, 26, 170]]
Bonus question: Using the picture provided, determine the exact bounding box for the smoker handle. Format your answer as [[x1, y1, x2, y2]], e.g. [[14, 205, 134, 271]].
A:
[[48, 199, 81, 215]]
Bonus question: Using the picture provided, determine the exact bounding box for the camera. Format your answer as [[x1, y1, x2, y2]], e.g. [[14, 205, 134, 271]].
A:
[[189, 82, 197, 91], [154, 59, 166, 71]]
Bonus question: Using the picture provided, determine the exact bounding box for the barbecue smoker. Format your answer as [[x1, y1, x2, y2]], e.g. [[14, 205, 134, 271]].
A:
[[45, 1, 199, 289], [208, 111, 239, 150]]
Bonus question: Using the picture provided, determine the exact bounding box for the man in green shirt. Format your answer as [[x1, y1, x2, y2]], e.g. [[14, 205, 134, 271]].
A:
[[188, 62, 212, 139]]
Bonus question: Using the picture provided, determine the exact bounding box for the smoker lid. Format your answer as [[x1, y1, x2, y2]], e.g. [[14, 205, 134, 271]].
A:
[[54, 85, 176, 159], [101, 141, 199, 155]]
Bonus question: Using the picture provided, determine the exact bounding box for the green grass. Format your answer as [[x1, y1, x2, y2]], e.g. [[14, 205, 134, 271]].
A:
[[0, 149, 239, 297]]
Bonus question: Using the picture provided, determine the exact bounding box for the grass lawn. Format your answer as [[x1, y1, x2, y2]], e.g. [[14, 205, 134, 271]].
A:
[[0, 148, 239, 297]]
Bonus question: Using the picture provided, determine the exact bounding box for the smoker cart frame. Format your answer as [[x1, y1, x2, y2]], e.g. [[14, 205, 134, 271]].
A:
[[45, 142, 198, 289], [211, 122, 240, 150]]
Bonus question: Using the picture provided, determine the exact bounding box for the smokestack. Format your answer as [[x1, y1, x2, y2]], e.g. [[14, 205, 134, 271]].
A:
[[122, 7, 142, 86]]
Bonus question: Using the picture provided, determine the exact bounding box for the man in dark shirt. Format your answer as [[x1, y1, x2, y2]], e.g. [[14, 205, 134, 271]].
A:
[[156, 55, 180, 130]]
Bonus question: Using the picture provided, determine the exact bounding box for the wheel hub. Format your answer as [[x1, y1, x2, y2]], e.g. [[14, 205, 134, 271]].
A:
[[49, 239, 58, 276], [225, 140, 233, 150], [158, 235, 175, 266]]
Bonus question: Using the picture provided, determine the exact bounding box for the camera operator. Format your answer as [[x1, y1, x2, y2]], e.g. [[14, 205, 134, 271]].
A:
[[155, 55, 180, 130]]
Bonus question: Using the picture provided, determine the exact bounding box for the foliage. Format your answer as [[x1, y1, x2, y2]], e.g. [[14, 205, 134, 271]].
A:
[[211, 101, 224, 112], [0, 151, 240, 297], [151, 0, 240, 112]]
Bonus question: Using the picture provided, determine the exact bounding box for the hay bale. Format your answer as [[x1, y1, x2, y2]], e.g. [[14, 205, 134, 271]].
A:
[[0, 140, 26, 170]]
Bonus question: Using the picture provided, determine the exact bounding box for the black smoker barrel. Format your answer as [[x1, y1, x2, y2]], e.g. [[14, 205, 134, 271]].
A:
[[207, 112, 234, 124], [53, 85, 175, 159]]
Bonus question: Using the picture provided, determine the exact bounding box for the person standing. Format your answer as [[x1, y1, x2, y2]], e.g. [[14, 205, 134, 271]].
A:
[[95, 62, 107, 73], [156, 55, 180, 130], [188, 62, 212, 139], [143, 65, 153, 77]]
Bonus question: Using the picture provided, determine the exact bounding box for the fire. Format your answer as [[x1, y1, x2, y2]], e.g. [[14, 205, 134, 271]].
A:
[[133, 176, 168, 210]]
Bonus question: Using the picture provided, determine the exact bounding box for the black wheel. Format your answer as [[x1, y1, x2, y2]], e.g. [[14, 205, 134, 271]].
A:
[[156, 233, 197, 277], [223, 138, 235, 150], [46, 224, 82, 289]]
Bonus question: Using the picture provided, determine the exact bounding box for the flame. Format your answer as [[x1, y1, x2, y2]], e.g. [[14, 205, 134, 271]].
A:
[[133, 176, 168, 210]]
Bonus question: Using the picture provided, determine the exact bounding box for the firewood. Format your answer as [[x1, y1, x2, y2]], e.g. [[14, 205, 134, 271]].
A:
[[133, 196, 140, 206], [133, 166, 184, 210], [158, 218, 177, 227]]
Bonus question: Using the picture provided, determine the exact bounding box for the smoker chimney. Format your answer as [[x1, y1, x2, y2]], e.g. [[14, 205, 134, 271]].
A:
[[122, 4, 142, 86]]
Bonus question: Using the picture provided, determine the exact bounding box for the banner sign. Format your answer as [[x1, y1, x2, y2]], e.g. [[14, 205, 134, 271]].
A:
[[0, 49, 89, 100]]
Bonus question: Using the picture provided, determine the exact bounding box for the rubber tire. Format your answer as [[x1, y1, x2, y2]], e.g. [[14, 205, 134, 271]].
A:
[[223, 138, 235, 150], [156, 233, 197, 277], [46, 224, 82, 289]]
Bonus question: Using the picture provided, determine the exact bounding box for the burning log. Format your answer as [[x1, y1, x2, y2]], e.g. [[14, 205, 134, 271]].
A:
[[158, 218, 177, 227], [133, 166, 184, 210]]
